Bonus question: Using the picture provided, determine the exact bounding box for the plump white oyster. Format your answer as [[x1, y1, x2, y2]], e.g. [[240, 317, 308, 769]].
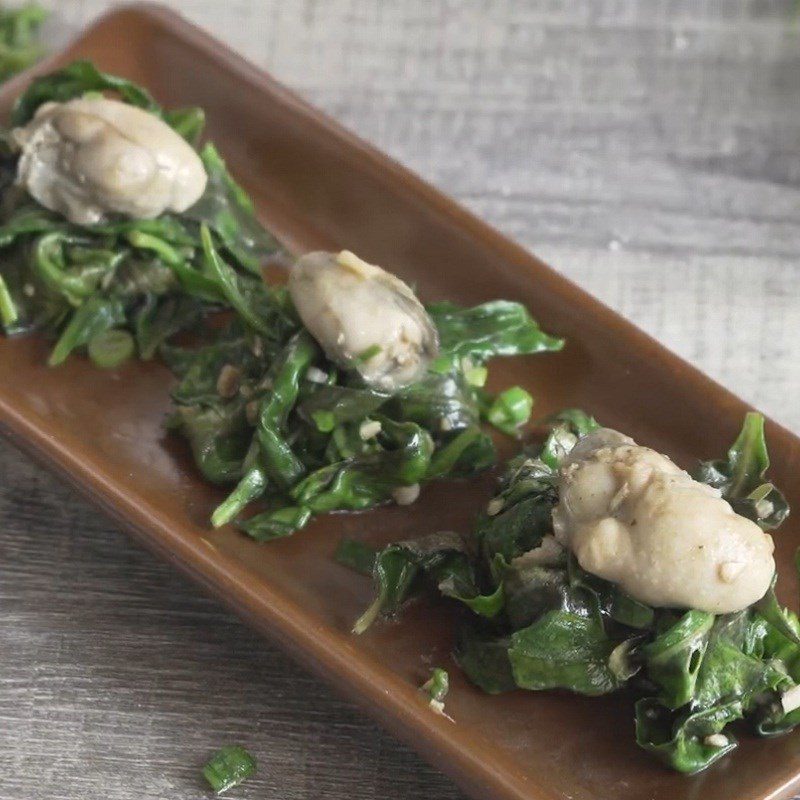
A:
[[12, 97, 207, 224], [288, 250, 439, 391], [552, 428, 775, 614]]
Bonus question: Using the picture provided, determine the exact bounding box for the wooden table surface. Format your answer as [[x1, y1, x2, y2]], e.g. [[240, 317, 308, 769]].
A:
[[2, 1, 799, 798]]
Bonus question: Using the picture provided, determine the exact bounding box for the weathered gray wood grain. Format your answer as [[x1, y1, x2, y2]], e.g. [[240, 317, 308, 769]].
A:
[[2, 1, 799, 798]]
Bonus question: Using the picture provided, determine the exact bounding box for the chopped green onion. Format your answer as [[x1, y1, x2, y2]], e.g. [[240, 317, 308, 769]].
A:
[[464, 364, 488, 387], [429, 354, 456, 374], [48, 297, 126, 367], [421, 667, 450, 713], [0, 274, 18, 328], [202, 745, 256, 794], [486, 386, 533, 436], [87, 328, 135, 369], [311, 410, 336, 433]]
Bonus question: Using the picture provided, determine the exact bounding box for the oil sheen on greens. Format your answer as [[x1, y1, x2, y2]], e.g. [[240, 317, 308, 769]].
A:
[[348, 411, 797, 774], [0, 62, 564, 538], [0, 61, 280, 366]]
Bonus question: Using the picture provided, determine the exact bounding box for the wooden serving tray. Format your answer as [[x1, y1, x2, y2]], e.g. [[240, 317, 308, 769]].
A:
[[1, 5, 799, 799]]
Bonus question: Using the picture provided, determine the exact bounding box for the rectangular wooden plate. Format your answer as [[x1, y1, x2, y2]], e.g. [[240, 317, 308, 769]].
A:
[[2, 5, 799, 800]]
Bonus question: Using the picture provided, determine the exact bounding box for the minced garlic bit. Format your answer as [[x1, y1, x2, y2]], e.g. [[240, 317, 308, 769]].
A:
[[486, 497, 505, 517], [359, 419, 382, 440], [216, 364, 241, 398], [782, 684, 800, 714], [246, 400, 260, 425], [392, 483, 420, 506], [703, 733, 729, 748], [305, 366, 329, 384], [428, 699, 445, 715]]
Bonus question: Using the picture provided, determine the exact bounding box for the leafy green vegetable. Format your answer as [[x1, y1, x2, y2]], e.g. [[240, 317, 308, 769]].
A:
[[509, 610, 622, 696], [0, 62, 283, 368], [352, 531, 470, 634], [200, 224, 269, 333], [48, 296, 125, 366], [0, 62, 565, 541], [454, 628, 516, 694], [428, 300, 563, 364], [187, 144, 279, 274], [0, 4, 47, 83], [239, 505, 312, 541], [347, 411, 798, 774], [643, 610, 715, 708], [211, 466, 267, 528], [694, 412, 789, 529], [635, 698, 740, 774], [12, 60, 160, 125], [134, 295, 202, 360], [202, 745, 256, 794]]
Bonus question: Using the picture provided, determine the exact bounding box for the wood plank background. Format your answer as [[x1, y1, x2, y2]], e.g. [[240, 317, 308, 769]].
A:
[[1, 1, 799, 798]]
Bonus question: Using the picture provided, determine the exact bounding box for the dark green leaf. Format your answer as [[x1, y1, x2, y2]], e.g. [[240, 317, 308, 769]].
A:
[[642, 610, 715, 709], [0, 273, 18, 327], [509, 610, 622, 696], [428, 300, 563, 363], [170, 403, 251, 484], [48, 296, 126, 366], [334, 539, 378, 576], [426, 425, 495, 479], [293, 418, 434, 513], [352, 531, 470, 633], [298, 384, 389, 429], [239, 505, 312, 541], [635, 698, 740, 774], [200, 224, 270, 332], [162, 106, 205, 145], [186, 143, 280, 274], [257, 331, 319, 487], [134, 295, 203, 360], [694, 412, 789, 530], [454, 627, 517, 694], [12, 60, 160, 125]]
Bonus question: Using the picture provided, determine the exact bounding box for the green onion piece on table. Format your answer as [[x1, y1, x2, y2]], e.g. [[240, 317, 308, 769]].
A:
[[202, 745, 256, 794], [87, 328, 135, 369]]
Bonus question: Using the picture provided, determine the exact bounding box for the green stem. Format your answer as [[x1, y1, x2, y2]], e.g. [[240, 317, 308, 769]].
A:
[[211, 466, 268, 528], [0, 274, 18, 328], [200, 223, 269, 332]]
